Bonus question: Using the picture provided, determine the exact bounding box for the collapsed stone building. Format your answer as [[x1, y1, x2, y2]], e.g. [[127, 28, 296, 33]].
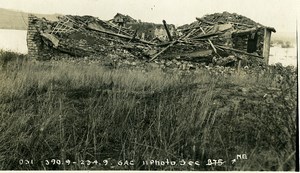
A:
[[27, 12, 275, 68]]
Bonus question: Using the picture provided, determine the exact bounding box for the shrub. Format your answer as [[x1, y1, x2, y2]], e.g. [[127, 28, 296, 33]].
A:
[[0, 50, 27, 69]]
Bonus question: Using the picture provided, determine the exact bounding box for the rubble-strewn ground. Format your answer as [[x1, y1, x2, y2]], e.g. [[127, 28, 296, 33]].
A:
[[0, 50, 297, 171]]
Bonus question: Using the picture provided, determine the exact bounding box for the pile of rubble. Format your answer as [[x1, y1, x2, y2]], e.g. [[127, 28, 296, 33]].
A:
[[27, 12, 275, 69]]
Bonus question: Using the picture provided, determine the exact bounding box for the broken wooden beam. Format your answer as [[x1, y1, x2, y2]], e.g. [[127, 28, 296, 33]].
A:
[[150, 32, 190, 61], [151, 36, 163, 43], [183, 28, 196, 39], [87, 25, 155, 45], [231, 22, 256, 28], [162, 20, 173, 41], [232, 27, 261, 36], [156, 41, 173, 47], [215, 55, 238, 66], [128, 30, 138, 42], [215, 45, 264, 58], [181, 50, 213, 58], [192, 32, 222, 39], [199, 26, 218, 54], [149, 40, 178, 61], [184, 27, 203, 39], [40, 33, 59, 48], [100, 19, 134, 36], [196, 17, 215, 25]]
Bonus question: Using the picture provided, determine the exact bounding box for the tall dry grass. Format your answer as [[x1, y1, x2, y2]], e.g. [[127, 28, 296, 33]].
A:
[[0, 51, 297, 170]]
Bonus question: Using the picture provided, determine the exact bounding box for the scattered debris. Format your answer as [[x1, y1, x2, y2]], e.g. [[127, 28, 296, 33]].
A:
[[27, 11, 276, 69]]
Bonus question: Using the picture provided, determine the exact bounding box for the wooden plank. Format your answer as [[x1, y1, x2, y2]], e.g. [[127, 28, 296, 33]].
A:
[[162, 20, 173, 41], [130, 30, 138, 41], [199, 26, 218, 54], [41, 33, 60, 48], [87, 25, 155, 45], [196, 17, 215, 25], [184, 28, 203, 39], [103, 20, 133, 36], [149, 40, 177, 61], [237, 60, 242, 73], [215, 45, 264, 59], [156, 42, 173, 47], [150, 33, 189, 61], [231, 22, 256, 28], [232, 27, 261, 36], [192, 32, 222, 39], [181, 50, 213, 58], [183, 29, 196, 39], [262, 28, 272, 64]]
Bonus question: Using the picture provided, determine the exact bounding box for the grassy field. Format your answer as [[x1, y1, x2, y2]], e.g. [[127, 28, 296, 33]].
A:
[[0, 50, 297, 171]]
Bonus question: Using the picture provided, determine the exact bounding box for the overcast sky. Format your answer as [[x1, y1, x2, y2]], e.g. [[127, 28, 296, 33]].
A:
[[0, 0, 299, 33]]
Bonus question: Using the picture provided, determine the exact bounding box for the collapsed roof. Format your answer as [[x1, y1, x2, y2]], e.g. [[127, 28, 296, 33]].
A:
[[27, 12, 275, 67]]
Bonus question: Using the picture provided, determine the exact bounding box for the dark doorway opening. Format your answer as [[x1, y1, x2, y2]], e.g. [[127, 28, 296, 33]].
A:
[[247, 32, 258, 53]]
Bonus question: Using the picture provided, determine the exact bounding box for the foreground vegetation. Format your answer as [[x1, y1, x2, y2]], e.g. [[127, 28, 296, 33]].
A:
[[0, 50, 297, 171]]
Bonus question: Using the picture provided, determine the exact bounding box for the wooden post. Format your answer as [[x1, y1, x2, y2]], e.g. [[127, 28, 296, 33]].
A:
[[263, 28, 272, 64], [237, 60, 242, 74], [162, 20, 173, 41]]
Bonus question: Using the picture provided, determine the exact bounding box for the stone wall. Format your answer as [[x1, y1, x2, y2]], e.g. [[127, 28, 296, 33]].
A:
[[27, 15, 41, 59], [27, 14, 68, 60], [232, 29, 265, 56]]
